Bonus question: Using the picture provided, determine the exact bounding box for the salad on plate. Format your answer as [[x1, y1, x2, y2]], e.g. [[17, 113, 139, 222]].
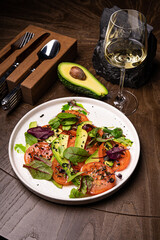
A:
[[15, 99, 133, 198]]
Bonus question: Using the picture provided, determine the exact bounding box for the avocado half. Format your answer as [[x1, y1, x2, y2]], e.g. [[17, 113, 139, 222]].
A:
[[57, 62, 108, 99]]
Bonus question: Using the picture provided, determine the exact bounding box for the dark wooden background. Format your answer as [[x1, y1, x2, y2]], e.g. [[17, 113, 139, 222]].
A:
[[0, 0, 160, 240]]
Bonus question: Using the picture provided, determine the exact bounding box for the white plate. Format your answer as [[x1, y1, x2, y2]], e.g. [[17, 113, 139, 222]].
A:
[[9, 97, 140, 205]]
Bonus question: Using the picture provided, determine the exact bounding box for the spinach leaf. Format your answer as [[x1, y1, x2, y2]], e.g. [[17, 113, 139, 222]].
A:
[[57, 112, 77, 119], [48, 117, 60, 129], [61, 118, 78, 126], [49, 113, 78, 129], [63, 147, 90, 165], [14, 144, 26, 153], [25, 132, 38, 146], [103, 127, 123, 138], [23, 160, 53, 180], [62, 125, 71, 131]]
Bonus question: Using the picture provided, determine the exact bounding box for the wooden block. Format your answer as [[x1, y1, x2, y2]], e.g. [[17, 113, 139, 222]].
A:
[[0, 25, 77, 105]]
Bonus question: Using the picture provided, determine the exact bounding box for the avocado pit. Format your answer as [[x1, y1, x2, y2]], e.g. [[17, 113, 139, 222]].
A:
[[69, 66, 86, 80]]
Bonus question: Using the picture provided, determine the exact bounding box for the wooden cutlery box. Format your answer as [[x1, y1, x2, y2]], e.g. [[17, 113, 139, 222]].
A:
[[0, 25, 77, 105]]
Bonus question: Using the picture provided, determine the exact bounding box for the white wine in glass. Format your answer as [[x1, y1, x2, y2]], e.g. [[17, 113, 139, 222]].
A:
[[104, 9, 147, 115]]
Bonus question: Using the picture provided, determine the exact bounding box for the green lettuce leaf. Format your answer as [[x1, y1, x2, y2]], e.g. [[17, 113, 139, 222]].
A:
[[14, 144, 26, 153], [25, 132, 38, 146]]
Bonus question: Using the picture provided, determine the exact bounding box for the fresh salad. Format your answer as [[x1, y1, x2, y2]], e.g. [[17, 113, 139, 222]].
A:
[[15, 100, 133, 198]]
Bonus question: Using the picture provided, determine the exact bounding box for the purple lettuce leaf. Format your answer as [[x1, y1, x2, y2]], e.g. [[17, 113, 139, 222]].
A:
[[27, 126, 54, 139], [106, 146, 126, 160]]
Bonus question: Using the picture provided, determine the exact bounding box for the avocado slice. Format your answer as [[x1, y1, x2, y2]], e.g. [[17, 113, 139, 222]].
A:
[[45, 128, 62, 144], [52, 134, 70, 167], [85, 148, 99, 164], [57, 62, 108, 99], [52, 134, 69, 152], [75, 121, 92, 149]]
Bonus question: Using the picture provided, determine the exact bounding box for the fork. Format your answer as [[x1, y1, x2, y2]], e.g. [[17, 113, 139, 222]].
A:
[[0, 32, 34, 101], [0, 32, 34, 63], [1, 83, 22, 111]]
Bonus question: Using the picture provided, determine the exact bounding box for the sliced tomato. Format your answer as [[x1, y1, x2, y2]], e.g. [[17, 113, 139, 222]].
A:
[[98, 142, 130, 171], [81, 162, 116, 195], [52, 158, 71, 186], [72, 162, 85, 173], [24, 142, 53, 164], [98, 143, 106, 163], [112, 145, 130, 171], [85, 143, 99, 155], [67, 134, 76, 148]]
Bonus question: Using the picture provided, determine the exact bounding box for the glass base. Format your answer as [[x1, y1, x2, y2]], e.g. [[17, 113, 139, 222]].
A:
[[106, 90, 138, 116]]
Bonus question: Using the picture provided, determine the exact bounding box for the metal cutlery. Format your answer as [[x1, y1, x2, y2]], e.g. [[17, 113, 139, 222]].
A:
[[1, 39, 60, 111], [0, 32, 34, 64], [0, 32, 50, 101]]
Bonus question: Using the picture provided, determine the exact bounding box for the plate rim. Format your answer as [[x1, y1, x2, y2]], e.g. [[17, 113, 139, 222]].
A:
[[8, 96, 140, 205]]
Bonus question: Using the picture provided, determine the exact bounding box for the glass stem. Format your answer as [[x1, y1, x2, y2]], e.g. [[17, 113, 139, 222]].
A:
[[117, 68, 125, 100]]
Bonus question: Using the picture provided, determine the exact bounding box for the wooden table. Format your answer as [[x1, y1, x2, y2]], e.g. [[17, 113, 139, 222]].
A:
[[0, 1, 160, 239]]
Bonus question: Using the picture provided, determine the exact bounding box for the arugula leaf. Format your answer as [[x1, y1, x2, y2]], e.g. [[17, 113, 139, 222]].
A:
[[113, 137, 133, 147], [14, 144, 26, 153], [25, 132, 38, 146], [63, 147, 90, 165], [23, 160, 53, 180]]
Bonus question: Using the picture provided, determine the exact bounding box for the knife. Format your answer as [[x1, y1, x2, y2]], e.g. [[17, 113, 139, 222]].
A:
[[0, 32, 50, 101]]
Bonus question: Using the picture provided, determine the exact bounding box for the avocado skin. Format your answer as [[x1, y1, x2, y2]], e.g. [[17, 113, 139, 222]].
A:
[[57, 63, 108, 99]]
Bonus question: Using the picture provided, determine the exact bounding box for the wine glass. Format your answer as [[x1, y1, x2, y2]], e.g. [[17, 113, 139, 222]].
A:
[[104, 9, 147, 115]]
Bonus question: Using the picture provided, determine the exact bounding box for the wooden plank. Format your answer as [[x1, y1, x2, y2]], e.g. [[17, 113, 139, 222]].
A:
[[0, 170, 160, 240], [0, 1, 160, 240]]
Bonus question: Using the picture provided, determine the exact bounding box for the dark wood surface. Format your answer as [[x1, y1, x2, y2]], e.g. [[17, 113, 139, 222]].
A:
[[0, 0, 160, 239]]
